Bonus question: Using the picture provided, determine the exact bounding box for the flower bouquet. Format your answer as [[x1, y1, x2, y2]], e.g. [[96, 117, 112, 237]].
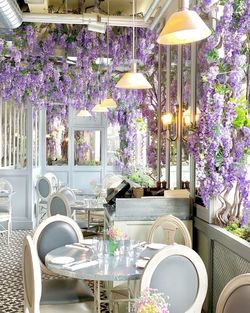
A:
[[134, 289, 170, 313], [106, 225, 128, 255]]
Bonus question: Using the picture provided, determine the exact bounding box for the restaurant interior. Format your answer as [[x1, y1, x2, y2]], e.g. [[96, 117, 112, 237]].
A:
[[0, 0, 249, 312]]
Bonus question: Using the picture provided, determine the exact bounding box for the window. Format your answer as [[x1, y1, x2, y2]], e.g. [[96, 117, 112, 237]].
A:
[[74, 130, 101, 166], [107, 123, 120, 166], [0, 100, 27, 169], [46, 105, 68, 166]]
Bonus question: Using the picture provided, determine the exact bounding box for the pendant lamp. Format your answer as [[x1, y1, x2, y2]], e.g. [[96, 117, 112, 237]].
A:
[[157, 0, 211, 45], [100, 0, 117, 108], [92, 103, 109, 112], [115, 0, 152, 89], [77, 109, 92, 117]]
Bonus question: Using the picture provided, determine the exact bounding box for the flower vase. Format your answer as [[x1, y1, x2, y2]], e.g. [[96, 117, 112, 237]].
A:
[[107, 240, 118, 256]]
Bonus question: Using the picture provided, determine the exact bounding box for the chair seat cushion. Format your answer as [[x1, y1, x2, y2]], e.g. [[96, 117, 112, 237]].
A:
[[76, 220, 88, 230], [41, 301, 94, 313], [41, 278, 94, 305]]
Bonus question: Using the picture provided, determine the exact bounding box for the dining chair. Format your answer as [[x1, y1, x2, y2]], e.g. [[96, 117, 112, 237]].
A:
[[36, 173, 59, 224], [216, 273, 250, 313], [0, 178, 14, 245], [140, 245, 208, 313], [32, 215, 94, 306], [47, 191, 88, 230], [23, 235, 94, 313], [33, 215, 84, 275], [111, 214, 192, 308], [147, 215, 192, 248]]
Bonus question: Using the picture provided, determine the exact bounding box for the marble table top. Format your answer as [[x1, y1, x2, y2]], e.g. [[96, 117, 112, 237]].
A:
[[45, 241, 147, 282]]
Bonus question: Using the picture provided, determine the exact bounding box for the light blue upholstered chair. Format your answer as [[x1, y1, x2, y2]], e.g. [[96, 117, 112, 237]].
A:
[[216, 273, 250, 313], [0, 178, 14, 245], [23, 235, 94, 313], [140, 245, 208, 313], [36, 173, 59, 224], [32, 215, 93, 306], [47, 191, 88, 230]]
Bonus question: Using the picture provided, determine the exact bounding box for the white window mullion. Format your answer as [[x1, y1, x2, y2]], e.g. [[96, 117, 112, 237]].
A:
[[4, 103, 7, 167], [22, 106, 26, 167], [13, 106, 16, 166], [8, 102, 12, 166], [0, 98, 2, 167], [17, 108, 20, 167]]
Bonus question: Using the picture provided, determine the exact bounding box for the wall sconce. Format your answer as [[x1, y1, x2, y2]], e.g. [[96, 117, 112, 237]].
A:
[[161, 105, 200, 141], [183, 107, 201, 127], [161, 108, 178, 141]]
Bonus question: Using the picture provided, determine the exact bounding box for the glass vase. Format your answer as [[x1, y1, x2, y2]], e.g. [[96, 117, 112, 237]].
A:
[[107, 240, 118, 256]]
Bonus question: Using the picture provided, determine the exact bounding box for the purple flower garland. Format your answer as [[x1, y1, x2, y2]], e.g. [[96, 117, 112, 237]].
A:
[[189, 0, 250, 225], [0, 24, 160, 171]]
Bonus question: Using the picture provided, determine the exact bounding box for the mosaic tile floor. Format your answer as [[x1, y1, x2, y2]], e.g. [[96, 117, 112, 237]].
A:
[[0, 230, 110, 313]]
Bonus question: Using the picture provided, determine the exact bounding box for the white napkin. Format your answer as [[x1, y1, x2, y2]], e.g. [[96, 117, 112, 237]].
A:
[[135, 259, 149, 269], [65, 244, 89, 251], [65, 260, 98, 271]]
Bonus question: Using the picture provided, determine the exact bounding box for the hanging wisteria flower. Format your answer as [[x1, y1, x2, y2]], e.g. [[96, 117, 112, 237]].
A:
[[134, 289, 170, 313], [188, 0, 250, 226]]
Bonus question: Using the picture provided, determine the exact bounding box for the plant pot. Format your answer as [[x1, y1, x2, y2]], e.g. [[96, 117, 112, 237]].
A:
[[133, 187, 144, 198]]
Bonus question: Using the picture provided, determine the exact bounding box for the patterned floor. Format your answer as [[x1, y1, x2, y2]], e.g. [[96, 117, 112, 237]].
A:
[[0, 230, 110, 313]]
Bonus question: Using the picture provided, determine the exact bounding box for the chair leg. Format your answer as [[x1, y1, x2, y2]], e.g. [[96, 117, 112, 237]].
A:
[[7, 219, 11, 245]]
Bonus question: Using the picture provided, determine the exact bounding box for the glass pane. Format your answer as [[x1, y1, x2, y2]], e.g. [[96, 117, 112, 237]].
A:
[[107, 123, 120, 166], [74, 130, 101, 166], [46, 105, 68, 166], [0, 101, 27, 169], [169, 45, 178, 189], [33, 110, 39, 167], [182, 44, 191, 186]]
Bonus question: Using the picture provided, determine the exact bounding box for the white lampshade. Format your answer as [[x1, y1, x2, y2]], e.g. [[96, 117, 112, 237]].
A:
[[116, 62, 152, 90], [157, 9, 211, 45], [92, 104, 109, 113], [77, 109, 92, 117], [100, 97, 117, 108]]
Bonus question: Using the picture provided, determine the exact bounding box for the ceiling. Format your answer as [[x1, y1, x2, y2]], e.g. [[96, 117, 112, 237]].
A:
[[18, 0, 157, 16]]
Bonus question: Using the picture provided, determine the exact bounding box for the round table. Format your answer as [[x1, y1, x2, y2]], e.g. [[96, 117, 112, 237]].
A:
[[45, 242, 145, 313]]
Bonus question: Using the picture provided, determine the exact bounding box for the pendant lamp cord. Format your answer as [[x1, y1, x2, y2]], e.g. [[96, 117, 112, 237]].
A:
[[132, 0, 135, 61], [107, 0, 110, 92], [107, 0, 110, 62]]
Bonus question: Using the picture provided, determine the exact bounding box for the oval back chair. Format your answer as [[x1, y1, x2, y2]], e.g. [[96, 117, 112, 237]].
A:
[[0, 177, 14, 245], [216, 273, 250, 313], [47, 192, 72, 218], [36, 173, 58, 200], [33, 215, 83, 275], [23, 235, 94, 313], [147, 215, 192, 248], [58, 186, 77, 204], [140, 245, 208, 313]]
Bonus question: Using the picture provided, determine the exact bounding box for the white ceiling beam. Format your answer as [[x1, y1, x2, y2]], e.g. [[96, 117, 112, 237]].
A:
[[22, 13, 149, 27]]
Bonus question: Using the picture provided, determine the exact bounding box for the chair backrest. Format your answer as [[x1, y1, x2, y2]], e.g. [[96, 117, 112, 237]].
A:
[[0, 178, 13, 193], [147, 215, 192, 248], [58, 186, 77, 204], [23, 235, 42, 313], [140, 245, 208, 313], [216, 273, 250, 313], [33, 215, 83, 275], [0, 178, 13, 213], [36, 173, 58, 200], [47, 192, 71, 217]]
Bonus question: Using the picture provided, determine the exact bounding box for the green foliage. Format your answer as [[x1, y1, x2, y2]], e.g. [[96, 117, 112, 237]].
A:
[[207, 49, 219, 63], [232, 97, 250, 128], [226, 221, 250, 242], [136, 117, 147, 132], [127, 169, 154, 187]]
